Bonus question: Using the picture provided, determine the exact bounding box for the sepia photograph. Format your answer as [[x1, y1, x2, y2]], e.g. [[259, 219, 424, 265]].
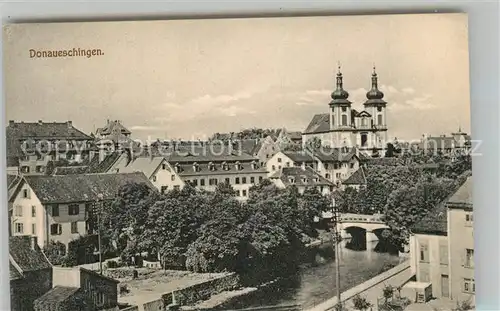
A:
[[3, 13, 473, 311]]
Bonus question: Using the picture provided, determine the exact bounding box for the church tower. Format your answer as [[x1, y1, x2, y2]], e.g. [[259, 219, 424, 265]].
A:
[[329, 65, 352, 130], [363, 66, 388, 148]]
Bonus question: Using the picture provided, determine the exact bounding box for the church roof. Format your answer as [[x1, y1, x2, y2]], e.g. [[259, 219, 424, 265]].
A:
[[303, 114, 330, 134]]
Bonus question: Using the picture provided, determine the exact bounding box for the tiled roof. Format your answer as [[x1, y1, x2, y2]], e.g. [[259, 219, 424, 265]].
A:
[[9, 236, 52, 273], [282, 151, 316, 163], [120, 157, 165, 178], [95, 120, 131, 136], [412, 201, 448, 235], [425, 136, 456, 150], [166, 146, 258, 163], [53, 166, 89, 175], [343, 167, 367, 185], [171, 160, 267, 177], [303, 114, 330, 134], [21, 172, 155, 204], [308, 147, 357, 163], [446, 176, 473, 209], [34, 286, 80, 309], [8, 175, 23, 201], [87, 151, 123, 173], [271, 167, 333, 187], [10, 262, 23, 281], [287, 131, 303, 140], [238, 139, 263, 156]]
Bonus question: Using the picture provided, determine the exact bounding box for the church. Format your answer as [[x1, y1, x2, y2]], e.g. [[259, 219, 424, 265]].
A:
[[302, 66, 389, 156]]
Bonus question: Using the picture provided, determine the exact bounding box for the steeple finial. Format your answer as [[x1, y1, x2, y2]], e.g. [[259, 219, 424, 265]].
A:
[[366, 65, 384, 100], [337, 61, 341, 75], [331, 63, 349, 101], [372, 63, 377, 75]]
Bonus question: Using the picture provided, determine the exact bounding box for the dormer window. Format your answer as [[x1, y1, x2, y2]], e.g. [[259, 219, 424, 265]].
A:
[[302, 177, 308, 183], [251, 160, 257, 170], [192, 162, 200, 172], [235, 161, 241, 170], [313, 177, 319, 182], [174, 163, 181, 173], [288, 177, 295, 184], [208, 162, 216, 171], [222, 161, 229, 171]]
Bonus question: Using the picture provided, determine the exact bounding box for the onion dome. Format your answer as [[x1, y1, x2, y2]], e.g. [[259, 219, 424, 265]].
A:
[[331, 65, 349, 100], [366, 66, 384, 100]]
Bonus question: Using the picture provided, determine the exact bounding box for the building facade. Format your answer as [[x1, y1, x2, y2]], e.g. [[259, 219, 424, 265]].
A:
[[269, 166, 334, 196], [8, 172, 156, 249], [302, 67, 389, 156], [409, 177, 474, 304], [6, 120, 95, 175]]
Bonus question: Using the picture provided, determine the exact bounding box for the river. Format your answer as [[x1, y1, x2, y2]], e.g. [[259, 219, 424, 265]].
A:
[[221, 239, 403, 310]]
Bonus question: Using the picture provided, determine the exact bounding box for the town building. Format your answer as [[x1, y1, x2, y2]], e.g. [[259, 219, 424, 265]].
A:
[[8, 172, 156, 249], [10, 235, 53, 311], [276, 128, 303, 149], [269, 166, 334, 195], [6, 120, 95, 175], [302, 66, 389, 156], [34, 267, 119, 311], [161, 144, 268, 200], [341, 166, 367, 190], [238, 136, 280, 167], [120, 156, 184, 193], [94, 120, 138, 155], [418, 129, 472, 158], [409, 176, 474, 304], [266, 148, 360, 186]]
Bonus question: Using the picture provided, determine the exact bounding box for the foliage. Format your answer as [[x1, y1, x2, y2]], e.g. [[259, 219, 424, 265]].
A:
[[43, 241, 67, 265], [66, 235, 98, 266], [352, 294, 372, 311], [209, 128, 281, 141], [305, 137, 322, 150], [382, 284, 394, 301], [452, 299, 474, 311], [334, 186, 363, 214]]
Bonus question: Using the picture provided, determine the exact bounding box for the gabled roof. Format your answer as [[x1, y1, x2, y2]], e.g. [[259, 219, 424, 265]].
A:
[[166, 145, 257, 163], [343, 167, 367, 185], [52, 166, 89, 175], [87, 151, 124, 173], [120, 157, 166, 179], [18, 172, 155, 204], [238, 139, 263, 156], [281, 151, 316, 163], [271, 167, 333, 187], [303, 113, 330, 134], [446, 177, 473, 210], [171, 160, 266, 177], [95, 120, 131, 136], [9, 236, 52, 273], [309, 147, 359, 163], [33, 286, 80, 309], [10, 263, 23, 281], [356, 110, 372, 117]]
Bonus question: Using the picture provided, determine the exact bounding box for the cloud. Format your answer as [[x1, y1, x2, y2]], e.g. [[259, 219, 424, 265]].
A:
[[218, 105, 256, 117], [402, 87, 415, 94], [191, 92, 252, 105], [130, 125, 164, 131], [405, 94, 434, 109], [305, 90, 331, 96]]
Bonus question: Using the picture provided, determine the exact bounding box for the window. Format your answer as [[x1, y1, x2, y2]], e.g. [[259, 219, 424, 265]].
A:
[[171, 175, 176, 181], [465, 249, 474, 268], [336, 173, 341, 178], [463, 278, 475, 293], [332, 114, 335, 126], [68, 204, 80, 216], [209, 178, 218, 186], [52, 205, 60, 217], [341, 115, 348, 126], [439, 243, 448, 265], [21, 166, 30, 173], [162, 163, 167, 170], [32, 224, 36, 235], [50, 224, 62, 235], [200, 179, 205, 186], [22, 189, 30, 199], [277, 158, 282, 163], [161, 186, 168, 194], [235, 177, 240, 184], [36, 166, 44, 173], [15, 223, 24, 234], [14, 205, 23, 217], [97, 292, 105, 306], [465, 213, 473, 226], [225, 178, 231, 184], [152, 175, 157, 182], [341, 107, 347, 112], [350, 163, 354, 169], [242, 177, 247, 184], [242, 190, 247, 197], [71, 222, 78, 234], [324, 164, 329, 169], [192, 179, 198, 186], [259, 176, 263, 182], [419, 243, 429, 262], [250, 177, 255, 184], [361, 118, 366, 126], [378, 114, 383, 126], [325, 173, 331, 179], [31, 206, 36, 217]]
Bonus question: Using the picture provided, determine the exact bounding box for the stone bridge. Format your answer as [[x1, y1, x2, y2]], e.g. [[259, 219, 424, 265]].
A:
[[336, 213, 389, 243]]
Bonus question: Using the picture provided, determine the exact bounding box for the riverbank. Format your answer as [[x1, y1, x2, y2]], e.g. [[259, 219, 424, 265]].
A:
[[306, 261, 412, 311]]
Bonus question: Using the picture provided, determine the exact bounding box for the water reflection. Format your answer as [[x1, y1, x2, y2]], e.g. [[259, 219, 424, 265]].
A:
[[223, 239, 402, 310]]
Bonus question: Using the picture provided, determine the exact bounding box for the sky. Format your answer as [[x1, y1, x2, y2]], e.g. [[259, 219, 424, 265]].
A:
[[4, 13, 470, 141]]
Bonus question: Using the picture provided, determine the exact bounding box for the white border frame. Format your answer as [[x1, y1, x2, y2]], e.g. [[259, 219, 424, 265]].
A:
[[0, 1, 498, 310]]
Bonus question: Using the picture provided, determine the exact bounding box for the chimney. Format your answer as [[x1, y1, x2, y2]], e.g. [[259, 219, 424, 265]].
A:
[[67, 121, 72, 128], [30, 236, 38, 250], [38, 120, 43, 125], [107, 119, 110, 125], [9, 120, 14, 127]]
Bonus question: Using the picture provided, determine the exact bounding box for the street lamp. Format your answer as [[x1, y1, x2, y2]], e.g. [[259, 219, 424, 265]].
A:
[[331, 197, 342, 310], [96, 193, 104, 275]]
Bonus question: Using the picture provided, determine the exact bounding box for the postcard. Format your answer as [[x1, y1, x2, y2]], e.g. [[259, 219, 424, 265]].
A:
[[4, 13, 473, 311]]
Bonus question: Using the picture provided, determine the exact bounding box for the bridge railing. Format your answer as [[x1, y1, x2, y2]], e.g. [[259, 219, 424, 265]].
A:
[[338, 214, 385, 223]]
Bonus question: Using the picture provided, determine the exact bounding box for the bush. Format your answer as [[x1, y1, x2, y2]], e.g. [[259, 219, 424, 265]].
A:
[[453, 299, 473, 311], [106, 260, 118, 268], [382, 284, 394, 301], [43, 241, 67, 265], [119, 284, 130, 295], [352, 294, 372, 310]]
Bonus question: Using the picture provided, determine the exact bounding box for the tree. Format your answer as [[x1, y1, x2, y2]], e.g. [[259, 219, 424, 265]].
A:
[[352, 294, 372, 311], [334, 187, 362, 214], [43, 241, 67, 265], [305, 137, 322, 150]]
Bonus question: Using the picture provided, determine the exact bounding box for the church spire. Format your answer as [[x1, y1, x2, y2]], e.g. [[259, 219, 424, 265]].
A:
[[366, 64, 384, 100], [331, 63, 349, 101]]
